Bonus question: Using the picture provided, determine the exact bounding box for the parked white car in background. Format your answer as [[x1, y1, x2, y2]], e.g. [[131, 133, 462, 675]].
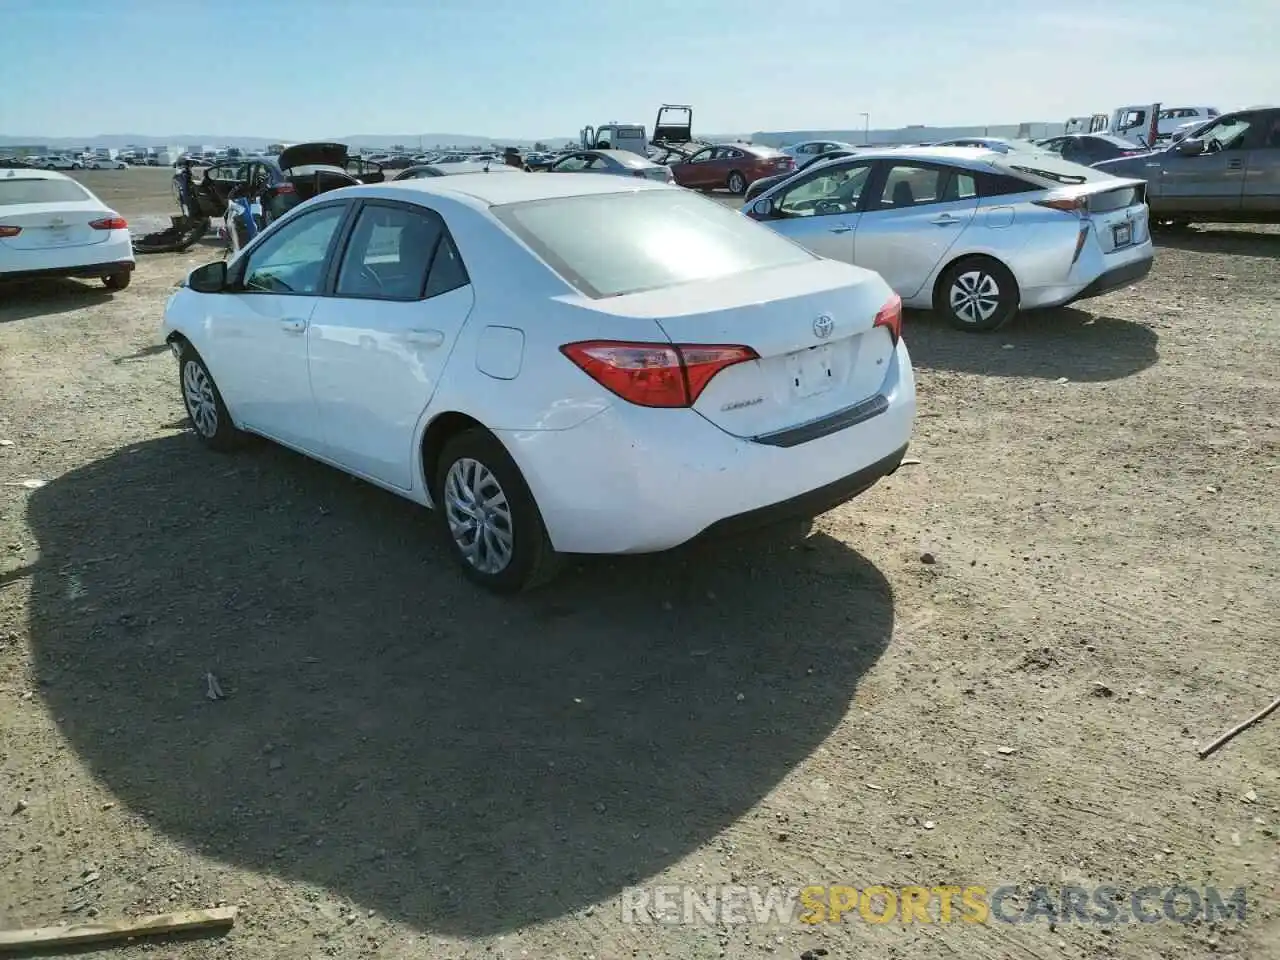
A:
[[162, 174, 916, 591], [42, 155, 83, 170], [88, 157, 128, 170], [0, 169, 135, 289], [783, 140, 859, 160], [744, 147, 1153, 331]]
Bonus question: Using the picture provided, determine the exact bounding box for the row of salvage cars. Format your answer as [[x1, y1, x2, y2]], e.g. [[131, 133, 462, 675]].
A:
[[153, 137, 1160, 592]]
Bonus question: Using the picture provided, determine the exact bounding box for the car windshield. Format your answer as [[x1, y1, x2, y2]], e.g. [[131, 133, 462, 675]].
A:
[[491, 189, 815, 299], [0, 178, 91, 204]]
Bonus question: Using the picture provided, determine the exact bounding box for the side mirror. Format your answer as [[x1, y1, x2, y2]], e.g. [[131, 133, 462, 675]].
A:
[[750, 197, 775, 219], [188, 260, 228, 293], [1175, 138, 1205, 156]]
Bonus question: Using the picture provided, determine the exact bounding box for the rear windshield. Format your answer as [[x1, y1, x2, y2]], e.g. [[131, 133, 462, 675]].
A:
[[492, 189, 815, 299], [0, 178, 91, 205]]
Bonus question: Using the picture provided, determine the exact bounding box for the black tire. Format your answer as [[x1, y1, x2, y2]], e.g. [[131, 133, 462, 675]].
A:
[[433, 428, 561, 593], [102, 271, 131, 290], [935, 256, 1019, 332], [727, 170, 747, 194], [1153, 217, 1192, 231], [177, 343, 241, 451]]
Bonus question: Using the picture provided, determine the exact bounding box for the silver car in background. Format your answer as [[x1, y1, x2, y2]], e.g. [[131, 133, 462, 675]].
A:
[[545, 148, 674, 183], [744, 147, 1153, 331]]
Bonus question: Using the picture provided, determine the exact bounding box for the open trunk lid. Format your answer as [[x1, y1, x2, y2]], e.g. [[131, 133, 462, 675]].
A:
[[277, 142, 350, 171], [600, 259, 897, 439]]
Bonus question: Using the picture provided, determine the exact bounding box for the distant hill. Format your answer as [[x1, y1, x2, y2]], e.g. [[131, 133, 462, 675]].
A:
[[0, 133, 582, 151], [0, 131, 754, 152]]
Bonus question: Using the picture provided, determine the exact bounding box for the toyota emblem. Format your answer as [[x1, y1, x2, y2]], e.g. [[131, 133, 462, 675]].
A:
[[813, 315, 834, 339]]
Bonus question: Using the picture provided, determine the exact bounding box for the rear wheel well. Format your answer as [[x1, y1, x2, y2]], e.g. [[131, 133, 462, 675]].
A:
[[421, 413, 487, 499], [931, 253, 1019, 312]]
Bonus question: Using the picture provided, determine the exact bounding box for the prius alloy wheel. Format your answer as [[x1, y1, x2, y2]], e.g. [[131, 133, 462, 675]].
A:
[[937, 257, 1019, 332]]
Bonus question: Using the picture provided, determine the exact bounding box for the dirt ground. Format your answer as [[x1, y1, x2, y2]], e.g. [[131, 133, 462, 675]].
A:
[[1, 171, 1277, 959]]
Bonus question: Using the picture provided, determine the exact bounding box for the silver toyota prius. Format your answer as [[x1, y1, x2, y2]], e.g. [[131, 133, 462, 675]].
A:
[[743, 147, 1154, 332]]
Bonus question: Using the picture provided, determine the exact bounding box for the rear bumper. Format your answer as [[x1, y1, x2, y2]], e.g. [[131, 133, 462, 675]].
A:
[[0, 258, 135, 283], [1064, 253, 1154, 304], [501, 339, 916, 555], [694, 444, 908, 541]]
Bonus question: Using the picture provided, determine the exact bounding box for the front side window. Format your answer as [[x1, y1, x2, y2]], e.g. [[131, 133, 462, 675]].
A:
[[776, 161, 872, 217], [1196, 114, 1254, 152], [241, 205, 347, 294], [335, 205, 445, 300], [492, 189, 813, 299]]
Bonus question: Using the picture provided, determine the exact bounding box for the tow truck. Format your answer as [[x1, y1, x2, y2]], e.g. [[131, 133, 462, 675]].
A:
[[1063, 104, 1220, 149], [580, 104, 710, 160]]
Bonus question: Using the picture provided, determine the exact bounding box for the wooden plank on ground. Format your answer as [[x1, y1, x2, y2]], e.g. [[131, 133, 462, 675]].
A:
[[0, 906, 236, 953]]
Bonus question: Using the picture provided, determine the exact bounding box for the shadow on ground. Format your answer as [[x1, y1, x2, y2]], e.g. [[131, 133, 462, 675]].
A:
[[0, 279, 114, 324], [25, 435, 894, 936], [906, 306, 1159, 382], [1153, 226, 1280, 260]]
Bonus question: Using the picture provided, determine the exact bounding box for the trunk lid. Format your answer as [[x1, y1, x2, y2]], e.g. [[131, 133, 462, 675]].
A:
[[599, 259, 896, 438], [276, 142, 350, 172], [0, 200, 112, 250], [1059, 178, 1150, 253]]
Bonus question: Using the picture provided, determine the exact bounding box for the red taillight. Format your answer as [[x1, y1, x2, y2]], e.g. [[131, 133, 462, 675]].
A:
[[89, 216, 127, 230], [873, 294, 903, 346], [0, 225, 21, 238], [560, 340, 759, 408], [1034, 196, 1086, 214]]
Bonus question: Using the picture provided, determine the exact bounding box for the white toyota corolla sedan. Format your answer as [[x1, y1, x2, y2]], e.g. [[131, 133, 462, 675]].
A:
[[162, 174, 916, 591]]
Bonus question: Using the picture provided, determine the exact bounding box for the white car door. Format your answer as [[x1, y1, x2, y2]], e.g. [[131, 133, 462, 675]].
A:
[[851, 161, 979, 299], [201, 202, 350, 452], [755, 158, 875, 262], [306, 200, 475, 490]]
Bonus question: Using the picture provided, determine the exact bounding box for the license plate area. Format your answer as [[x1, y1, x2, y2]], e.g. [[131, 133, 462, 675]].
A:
[[1113, 222, 1132, 248], [787, 344, 835, 399]]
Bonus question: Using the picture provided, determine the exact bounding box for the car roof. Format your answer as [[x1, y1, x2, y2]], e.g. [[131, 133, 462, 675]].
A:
[[588, 149, 652, 167], [360, 171, 670, 208], [827, 145, 1005, 166], [1, 167, 69, 181]]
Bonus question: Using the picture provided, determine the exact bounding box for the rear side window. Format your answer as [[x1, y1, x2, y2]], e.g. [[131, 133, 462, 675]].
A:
[[0, 178, 91, 204], [974, 172, 1037, 197], [492, 189, 814, 299], [1089, 186, 1144, 213]]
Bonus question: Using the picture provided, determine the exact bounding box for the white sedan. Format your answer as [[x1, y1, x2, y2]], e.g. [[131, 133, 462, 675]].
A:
[[162, 174, 916, 591], [88, 158, 129, 170], [0, 169, 135, 289]]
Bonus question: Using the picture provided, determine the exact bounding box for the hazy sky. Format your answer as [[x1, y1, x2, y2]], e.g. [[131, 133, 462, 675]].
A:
[[0, 0, 1272, 138]]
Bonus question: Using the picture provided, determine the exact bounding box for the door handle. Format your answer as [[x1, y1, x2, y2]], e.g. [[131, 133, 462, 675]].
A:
[[931, 214, 960, 226], [1227, 159, 1244, 169], [827, 224, 854, 234], [405, 328, 445, 348], [280, 318, 307, 333]]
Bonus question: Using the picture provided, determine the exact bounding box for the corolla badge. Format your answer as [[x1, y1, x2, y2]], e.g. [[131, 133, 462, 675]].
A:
[[813, 314, 834, 339]]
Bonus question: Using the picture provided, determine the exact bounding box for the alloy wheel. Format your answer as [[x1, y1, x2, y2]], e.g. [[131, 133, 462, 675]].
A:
[[444, 457, 515, 574], [182, 360, 218, 438], [949, 270, 1001, 325]]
